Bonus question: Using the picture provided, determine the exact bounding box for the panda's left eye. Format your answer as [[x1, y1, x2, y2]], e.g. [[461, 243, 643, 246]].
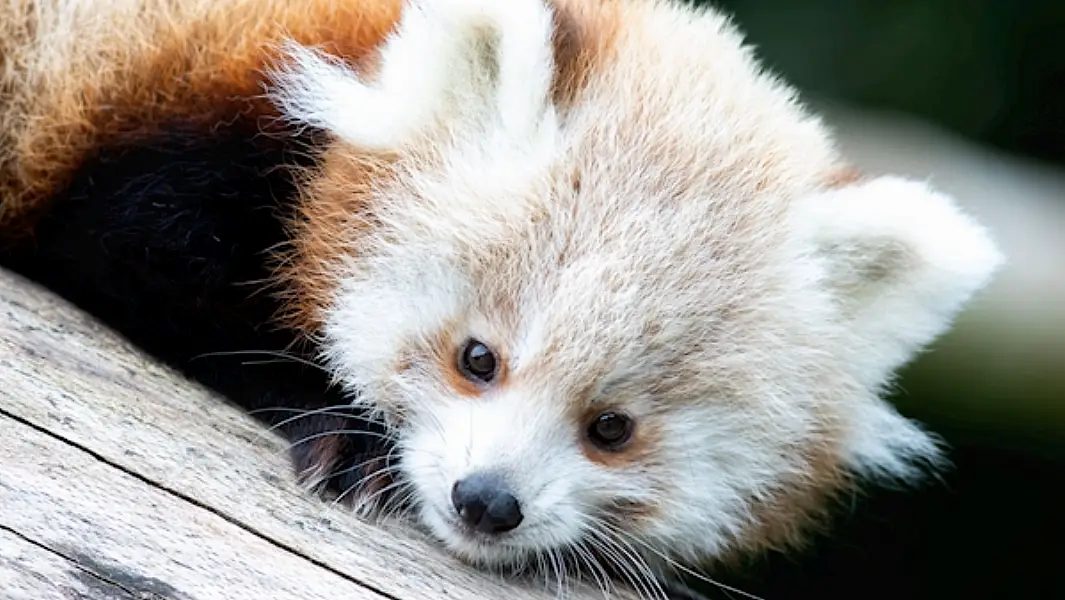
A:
[[458, 339, 498, 383], [586, 411, 635, 450]]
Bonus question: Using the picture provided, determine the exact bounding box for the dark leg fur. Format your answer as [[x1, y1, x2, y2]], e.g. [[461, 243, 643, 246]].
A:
[[0, 122, 392, 500]]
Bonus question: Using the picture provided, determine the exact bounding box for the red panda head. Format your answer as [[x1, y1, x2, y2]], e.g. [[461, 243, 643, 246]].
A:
[[269, 0, 1003, 582]]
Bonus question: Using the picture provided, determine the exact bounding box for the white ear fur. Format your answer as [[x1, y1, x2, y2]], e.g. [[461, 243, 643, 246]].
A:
[[797, 175, 1004, 385], [267, 0, 558, 150], [795, 176, 1003, 482], [843, 397, 948, 483]]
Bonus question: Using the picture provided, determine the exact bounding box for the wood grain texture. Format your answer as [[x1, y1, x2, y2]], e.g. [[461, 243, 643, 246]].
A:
[[0, 414, 387, 600], [0, 267, 632, 600], [0, 528, 138, 600]]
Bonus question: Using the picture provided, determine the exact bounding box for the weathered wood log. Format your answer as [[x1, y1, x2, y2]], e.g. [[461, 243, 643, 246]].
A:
[[0, 268, 629, 600]]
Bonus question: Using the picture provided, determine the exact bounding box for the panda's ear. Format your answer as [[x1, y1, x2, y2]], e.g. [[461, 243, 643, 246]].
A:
[[794, 175, 1004, 385], [267, 0, 558, 151], [793, 175, 1002, 483]]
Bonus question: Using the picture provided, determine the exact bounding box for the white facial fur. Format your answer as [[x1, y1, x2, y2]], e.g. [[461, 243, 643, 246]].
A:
[[270, 0, 1003, 585]]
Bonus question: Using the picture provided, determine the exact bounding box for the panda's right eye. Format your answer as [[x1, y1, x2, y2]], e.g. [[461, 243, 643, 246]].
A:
[[586, 411, 635, 451]]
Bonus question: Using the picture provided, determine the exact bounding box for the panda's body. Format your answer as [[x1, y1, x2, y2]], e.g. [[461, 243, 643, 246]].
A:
[[0, 1, 1003, 598]]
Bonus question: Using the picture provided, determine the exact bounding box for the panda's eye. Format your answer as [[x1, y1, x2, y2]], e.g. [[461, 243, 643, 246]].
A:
[[458, 339, 498, 383], [586, 411, 635, 450]]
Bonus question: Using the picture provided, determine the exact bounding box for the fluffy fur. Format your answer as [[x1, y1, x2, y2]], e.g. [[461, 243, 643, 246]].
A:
[[1, 0, 1003, 598]]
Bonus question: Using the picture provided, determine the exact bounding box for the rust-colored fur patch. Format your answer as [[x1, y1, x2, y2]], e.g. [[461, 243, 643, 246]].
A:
[[825, 166, 864, 189], [270, 146, 397, 335], [0, 0, 404, 240], [549, 0, 622, 107], [610, 497, 661, 528]]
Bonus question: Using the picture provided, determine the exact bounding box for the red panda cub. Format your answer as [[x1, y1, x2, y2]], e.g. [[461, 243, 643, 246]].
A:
[[1, 0, 1003, 598]]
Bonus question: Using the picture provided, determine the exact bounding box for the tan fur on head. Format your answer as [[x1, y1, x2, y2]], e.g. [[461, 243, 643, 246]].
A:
[[270, 0, 1003, 588]]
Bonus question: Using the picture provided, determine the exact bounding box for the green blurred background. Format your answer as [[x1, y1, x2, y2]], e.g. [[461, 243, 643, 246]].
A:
[[683, 1, 1065, 598], [709, 0, 1065, 166]]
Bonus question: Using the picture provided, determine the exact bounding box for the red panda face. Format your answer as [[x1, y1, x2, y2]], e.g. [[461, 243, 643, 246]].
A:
[[270, 0, 1002, 581]]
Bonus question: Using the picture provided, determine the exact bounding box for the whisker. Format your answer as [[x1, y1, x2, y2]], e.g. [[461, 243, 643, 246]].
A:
[[189, 349, 329, 373], [327, 453, 403, 480], [350, 478, 414, 515], [586, 529, 655, 600], [376, 486, 417, 523], [598, 519, 763, 600], [535, 553, 548, 592], [573, 539, 613, 600], [253, 404, 389, 435], [267, 428, 411, 473], [548, 547, 564, 599], [581, 515, 671, 600], [334, 474, 398, 508], [285, 428, 398, 449]]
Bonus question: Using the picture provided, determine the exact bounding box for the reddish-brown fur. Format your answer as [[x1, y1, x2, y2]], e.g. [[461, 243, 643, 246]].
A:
[[826, 166, 865, 189], [0, 0, 403, 240], [272, 147, 399, 335]]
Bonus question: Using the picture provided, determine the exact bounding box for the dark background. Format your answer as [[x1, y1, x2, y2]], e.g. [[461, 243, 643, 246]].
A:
[[708, 0, 1065, 168], [685, 1, 1065, 599]]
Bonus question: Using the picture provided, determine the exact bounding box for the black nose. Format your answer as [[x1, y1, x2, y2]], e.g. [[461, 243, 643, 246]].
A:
[[450, 473, 524, 534]]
